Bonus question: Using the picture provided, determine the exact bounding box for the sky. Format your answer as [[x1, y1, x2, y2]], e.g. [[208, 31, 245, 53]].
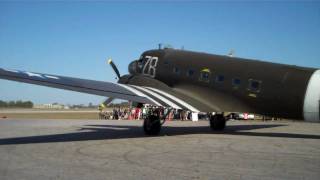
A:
[[0, 1, 319, 105]]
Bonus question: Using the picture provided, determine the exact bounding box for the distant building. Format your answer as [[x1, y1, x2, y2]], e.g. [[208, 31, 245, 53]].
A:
[[33, 103, 65, 109]]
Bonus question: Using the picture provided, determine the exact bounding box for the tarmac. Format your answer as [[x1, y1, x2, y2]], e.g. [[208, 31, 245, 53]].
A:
[[0, 119, 319, 180]]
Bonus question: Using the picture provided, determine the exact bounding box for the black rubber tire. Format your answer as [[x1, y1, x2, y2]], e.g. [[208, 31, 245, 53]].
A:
[[143, 115, 161, 135], [210, 114, 226, 130]]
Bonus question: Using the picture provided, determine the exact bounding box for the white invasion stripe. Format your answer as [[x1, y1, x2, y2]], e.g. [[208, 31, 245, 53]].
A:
[[132, 85, 182, 109], [4, 69, 19, 73], [117, 84, 161, 106], [145, 87, 200, 112], [44, 75, 59, 79], [24, 71, 44, 78]]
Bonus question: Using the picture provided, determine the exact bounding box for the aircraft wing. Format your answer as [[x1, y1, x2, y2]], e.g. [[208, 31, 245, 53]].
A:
[[0, 68, 158, 105], [0, 68, 205, 112]]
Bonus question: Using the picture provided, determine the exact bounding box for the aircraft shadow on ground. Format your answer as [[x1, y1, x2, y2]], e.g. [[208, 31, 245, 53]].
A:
[[0, 122, 320, 145]]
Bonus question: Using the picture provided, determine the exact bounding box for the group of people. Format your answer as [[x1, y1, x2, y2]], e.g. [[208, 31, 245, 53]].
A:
[[98, 105, 195, 121], [98, 107, 130, 120]]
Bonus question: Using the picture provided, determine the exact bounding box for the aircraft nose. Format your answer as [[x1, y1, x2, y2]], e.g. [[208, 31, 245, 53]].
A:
[[128, 60, 138, 75]]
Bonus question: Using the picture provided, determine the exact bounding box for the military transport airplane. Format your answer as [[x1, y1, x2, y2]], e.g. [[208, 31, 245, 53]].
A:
[[1, 48, 319, 135]]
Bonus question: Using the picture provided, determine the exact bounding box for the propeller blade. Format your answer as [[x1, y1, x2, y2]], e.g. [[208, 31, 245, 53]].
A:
[[107, 58, 121, 79]]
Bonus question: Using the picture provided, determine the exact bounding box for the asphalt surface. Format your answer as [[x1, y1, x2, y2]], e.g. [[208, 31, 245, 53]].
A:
[[0, 119, 319, 180]]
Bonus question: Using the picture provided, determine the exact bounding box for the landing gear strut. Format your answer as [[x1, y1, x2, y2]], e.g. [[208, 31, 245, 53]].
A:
[[143, 114, 161, 135], [209, 114, 226, 130], [143, 108, 172, 135]]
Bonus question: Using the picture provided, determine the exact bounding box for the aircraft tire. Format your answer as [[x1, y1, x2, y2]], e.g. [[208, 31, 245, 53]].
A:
[[143, 114, 161, 135], [210, 114, 226, 130]]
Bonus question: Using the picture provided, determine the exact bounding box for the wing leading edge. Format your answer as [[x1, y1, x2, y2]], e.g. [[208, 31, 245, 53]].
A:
[[0, 68, 201, 112], [0, 68, 156, 105]]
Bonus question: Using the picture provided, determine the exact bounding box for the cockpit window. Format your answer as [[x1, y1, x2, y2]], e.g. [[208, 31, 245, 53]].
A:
[[137, 56, 146, 69], [138, 56, 147, 63]]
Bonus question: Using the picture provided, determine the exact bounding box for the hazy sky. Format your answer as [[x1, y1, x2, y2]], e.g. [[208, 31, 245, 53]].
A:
[[0, 1, 319, 105]]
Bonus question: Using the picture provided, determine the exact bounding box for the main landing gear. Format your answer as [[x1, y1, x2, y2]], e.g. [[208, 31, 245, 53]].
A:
[[209, 113, 226, 130], [142, 108, 226, 135], [143, 108, 172, 135], [143, 114, 162, 135]]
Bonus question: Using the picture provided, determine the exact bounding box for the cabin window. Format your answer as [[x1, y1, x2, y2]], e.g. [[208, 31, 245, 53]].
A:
[[216, 75, 224, 82], [248, 79, 262, 92], [232, 78, 241, 86], [187, 69, 194, 77], [173, 67, 180, 74]]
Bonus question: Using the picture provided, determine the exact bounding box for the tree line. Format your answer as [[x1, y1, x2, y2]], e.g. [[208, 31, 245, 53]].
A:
[[0, 100, 34, 108]]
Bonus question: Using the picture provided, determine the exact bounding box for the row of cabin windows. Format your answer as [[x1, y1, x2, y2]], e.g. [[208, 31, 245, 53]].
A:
[[173, 67, 261, 92]]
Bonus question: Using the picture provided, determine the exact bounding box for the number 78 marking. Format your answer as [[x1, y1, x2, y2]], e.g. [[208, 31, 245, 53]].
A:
[[142, 56, 158, 78]]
